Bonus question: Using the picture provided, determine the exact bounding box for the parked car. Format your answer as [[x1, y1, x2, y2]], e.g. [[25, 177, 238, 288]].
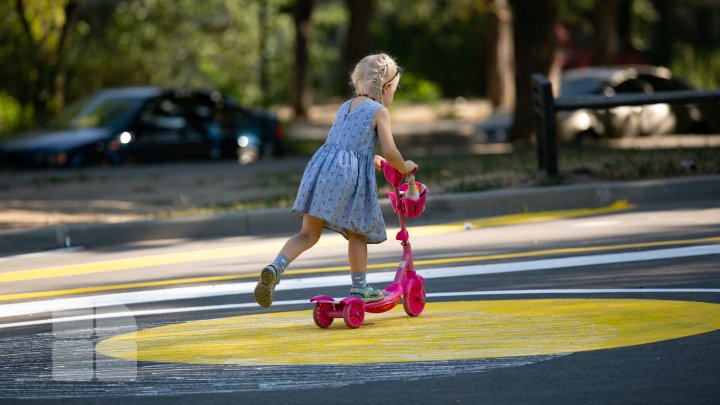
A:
[[476, 65, 719, 143], [0, 87, 284, 168]]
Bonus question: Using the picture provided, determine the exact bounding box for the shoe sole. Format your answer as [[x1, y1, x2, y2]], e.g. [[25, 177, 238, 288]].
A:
[[254, 266, 278, 308]]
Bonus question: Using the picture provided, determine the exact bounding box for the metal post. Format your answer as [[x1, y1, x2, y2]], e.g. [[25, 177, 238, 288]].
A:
[[531, 74, 558, 177]]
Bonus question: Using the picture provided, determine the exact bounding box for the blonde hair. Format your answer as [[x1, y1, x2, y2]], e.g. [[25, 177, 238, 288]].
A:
[[350, 53, 401, 104]]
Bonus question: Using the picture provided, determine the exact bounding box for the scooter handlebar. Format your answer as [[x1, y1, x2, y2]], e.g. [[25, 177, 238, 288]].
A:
[[381, 160, 417, 187]]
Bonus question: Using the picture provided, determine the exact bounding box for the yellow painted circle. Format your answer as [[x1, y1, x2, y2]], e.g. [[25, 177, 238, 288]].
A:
[[97, 299, 720, 366]]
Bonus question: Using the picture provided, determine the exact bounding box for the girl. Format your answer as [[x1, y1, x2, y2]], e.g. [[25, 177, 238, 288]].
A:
[[254, 53, 417, 308]]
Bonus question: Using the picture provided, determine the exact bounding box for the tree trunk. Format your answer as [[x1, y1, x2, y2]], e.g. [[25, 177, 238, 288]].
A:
[[508, 0, 557, 142], [486, 0, 515, 110], [592, 0, 622, 65], [292, 0, 314, 119], [258, 0, 270, 107], [342, 0, 373, 95], [13, 0, 80, 123]]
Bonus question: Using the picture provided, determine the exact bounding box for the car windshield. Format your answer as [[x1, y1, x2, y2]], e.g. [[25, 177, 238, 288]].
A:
[[560, 78, 607, 96], [49, 94, 143, 130]]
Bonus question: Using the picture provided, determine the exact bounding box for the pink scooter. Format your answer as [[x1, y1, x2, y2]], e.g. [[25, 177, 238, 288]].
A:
[[310, 161, 429, 328]]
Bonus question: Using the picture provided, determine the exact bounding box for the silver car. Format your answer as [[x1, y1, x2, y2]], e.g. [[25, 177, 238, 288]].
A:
[[476, 65, 718, 143]]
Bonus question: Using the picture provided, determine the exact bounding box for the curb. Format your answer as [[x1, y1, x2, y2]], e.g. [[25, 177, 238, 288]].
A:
[[1, 175, 718, 256]]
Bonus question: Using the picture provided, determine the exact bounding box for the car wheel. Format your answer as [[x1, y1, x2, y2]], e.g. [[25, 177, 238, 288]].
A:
[[575, 130, 599, 146], [209, 146, 222, 160]]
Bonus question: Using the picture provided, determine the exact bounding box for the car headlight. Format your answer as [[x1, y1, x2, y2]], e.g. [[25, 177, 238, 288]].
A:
[[575, 111, 591, 130], [237, 135, 250, 148], [119, 131, 133, 144]]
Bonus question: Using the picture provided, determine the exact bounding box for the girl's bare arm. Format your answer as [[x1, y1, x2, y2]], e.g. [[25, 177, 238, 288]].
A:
[[374, 107, 417, 174]]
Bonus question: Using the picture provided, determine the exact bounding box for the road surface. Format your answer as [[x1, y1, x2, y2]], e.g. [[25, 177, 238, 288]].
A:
[[1, 199, 719, 404]]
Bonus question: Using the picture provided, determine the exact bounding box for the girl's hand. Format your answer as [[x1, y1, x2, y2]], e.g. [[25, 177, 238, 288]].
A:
[[403, 160, 418, 174], [374, 155, 386, 171]]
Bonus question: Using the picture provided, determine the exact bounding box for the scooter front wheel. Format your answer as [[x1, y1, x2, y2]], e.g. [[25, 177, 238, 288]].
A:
[[343, 300, 365, 328], [403, 279, 426, 316], [313, 303, 334, 328]]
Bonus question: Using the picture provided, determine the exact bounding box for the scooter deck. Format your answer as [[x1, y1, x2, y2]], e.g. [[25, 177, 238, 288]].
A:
[[310, 283, 403, 314]]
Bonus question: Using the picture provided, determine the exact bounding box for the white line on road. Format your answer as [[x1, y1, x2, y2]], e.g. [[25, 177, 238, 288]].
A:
[[1, 289, 720, 330], [0, 244, 718, 324]]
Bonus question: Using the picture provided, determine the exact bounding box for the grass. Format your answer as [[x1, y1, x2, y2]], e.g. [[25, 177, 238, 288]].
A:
[[155, 143, 720, 218], [417, 146, 720, 193]]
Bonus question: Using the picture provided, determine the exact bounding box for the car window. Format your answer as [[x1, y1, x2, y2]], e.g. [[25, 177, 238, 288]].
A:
[[139, 97, 188, 130], [50, 95, 141, 129], [613, 79, 646, 94], [560, 78, 606, 96], [641, 75, 691, 92]]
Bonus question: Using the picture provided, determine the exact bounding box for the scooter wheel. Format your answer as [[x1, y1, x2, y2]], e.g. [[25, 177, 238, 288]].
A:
[[343, 301, 365, 329], [313, 303, 334, 328], [403, 279, 426, 317]]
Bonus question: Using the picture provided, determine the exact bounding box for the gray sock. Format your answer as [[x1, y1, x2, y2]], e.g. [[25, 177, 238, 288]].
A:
[[351, 272, 366, 289], [270, 254, 289, 274]]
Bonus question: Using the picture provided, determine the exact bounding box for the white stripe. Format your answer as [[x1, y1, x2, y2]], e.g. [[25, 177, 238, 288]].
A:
[[0, 247, 83, 263], [428, 288, 720, 297], [2, 289, 719, 330], [0, 244, 718, 320]]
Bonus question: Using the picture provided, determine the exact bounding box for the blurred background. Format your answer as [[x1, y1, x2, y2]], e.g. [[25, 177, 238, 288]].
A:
[[0, 0, 719, 167]]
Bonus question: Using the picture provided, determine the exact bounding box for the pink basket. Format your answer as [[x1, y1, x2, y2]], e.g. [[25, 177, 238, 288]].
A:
[[387, 182, 428, 218]]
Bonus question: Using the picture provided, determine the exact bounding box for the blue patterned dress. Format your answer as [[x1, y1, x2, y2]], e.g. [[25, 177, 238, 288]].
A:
[[292, 98, 387, 244]]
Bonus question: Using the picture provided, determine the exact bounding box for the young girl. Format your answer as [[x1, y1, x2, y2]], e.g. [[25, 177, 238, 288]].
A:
[[254, 53, 417, 308]]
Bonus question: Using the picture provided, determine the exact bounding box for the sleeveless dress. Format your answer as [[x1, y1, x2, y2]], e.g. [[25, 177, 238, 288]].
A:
[[291, 98, 387, 244]]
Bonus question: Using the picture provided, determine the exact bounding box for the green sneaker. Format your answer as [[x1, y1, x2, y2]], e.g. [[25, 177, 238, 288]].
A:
[[254, 265, 281, 308], [350, 285, 385, 302]]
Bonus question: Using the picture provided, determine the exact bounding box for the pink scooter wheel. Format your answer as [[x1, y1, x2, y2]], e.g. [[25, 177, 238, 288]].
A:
[[313, 303, 334, 328], [343, 300, 365, 328], [403, 279, 426, 317]]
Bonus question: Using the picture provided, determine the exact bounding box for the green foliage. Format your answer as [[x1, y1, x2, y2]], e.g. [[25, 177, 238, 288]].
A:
[[1, 0, 720, 136], [309, 1, 347, 98], [90, 0, 295, 106], [373, 0, 490, 97], [394, 72, 442, 103], [629, 0, 660, 52], [670, 43, 720, 89], [0, 93, 24, 138], [557, 0, 594, 23]]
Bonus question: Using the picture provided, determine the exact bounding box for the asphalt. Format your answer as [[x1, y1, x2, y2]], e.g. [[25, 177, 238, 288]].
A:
[[2, 173, 718, 257]]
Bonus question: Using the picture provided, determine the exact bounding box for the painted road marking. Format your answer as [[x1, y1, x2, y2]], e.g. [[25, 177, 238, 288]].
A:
[[2, 236, 719, 302], [0, 201, 635, 284], [96, 299, 720, 365], [2, 289, 719, 330], [0, 243, 718, 320]]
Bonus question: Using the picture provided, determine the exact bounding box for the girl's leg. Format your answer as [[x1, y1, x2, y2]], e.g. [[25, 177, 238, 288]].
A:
[[347, 230, 368, 274], [254, 214, 324, 308], [348, 231, 383, 302], [279, 214, 324, 262]]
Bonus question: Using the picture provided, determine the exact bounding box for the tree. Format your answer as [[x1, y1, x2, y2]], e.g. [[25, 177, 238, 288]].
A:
[[486, 0, 515, 109], [508, 0, 557, 142], [341, 0, 373, 95], [292, 0, 314, 119], [592, 0, 622, 65], [5, 0, 81, 124]]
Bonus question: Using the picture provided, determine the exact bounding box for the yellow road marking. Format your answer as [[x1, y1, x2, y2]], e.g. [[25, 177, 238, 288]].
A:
[[1, 236, 718, 302], [97, 299, 720, 365], [0, 200, 634, 285], [415, 200, 635, 235]]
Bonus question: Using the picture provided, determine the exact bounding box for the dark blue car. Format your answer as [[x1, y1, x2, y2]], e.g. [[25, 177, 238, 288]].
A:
[[0, 87, 284, 168]]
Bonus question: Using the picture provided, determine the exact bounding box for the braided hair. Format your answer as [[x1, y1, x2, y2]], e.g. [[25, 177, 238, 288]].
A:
[[350, 53, 400, 105]]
